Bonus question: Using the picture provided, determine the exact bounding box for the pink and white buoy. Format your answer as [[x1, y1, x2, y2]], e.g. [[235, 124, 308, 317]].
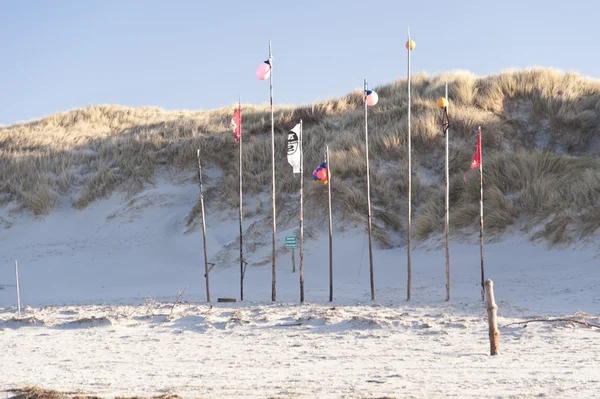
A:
[[365, 90, 378, 106], [256, 60, 271, 80]]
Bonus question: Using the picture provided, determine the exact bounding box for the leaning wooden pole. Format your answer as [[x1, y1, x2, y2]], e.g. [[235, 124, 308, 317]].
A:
[[444, 82, 450, 302], [364, 79, 375, 301], [327, 145, 334, 302], [479, 126, 485, 301], [196, 149, 211, 303], [406, 27, 413, 301], [269, 40, 277, 302], [485, 279, 500, 355], [299, 120, 305, 303]]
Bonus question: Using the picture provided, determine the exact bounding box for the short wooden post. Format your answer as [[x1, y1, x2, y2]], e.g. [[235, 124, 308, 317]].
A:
[[485, 279, 499, 356], [15, 260, 21, 317], [291, 248, 296, 273]]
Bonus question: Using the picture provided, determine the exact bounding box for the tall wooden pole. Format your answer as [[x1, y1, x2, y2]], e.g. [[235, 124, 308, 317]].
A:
[[327, 145, 334, 302], [299, 120, 305, 303], [196, 150, 211, 303], [238, 97, 245, 301], [479, 126, 485, 301], [444, 82, 450, 302], [364, 79, 375, 301], [406, 27, 413, 301], [269, 40, 277, 302]]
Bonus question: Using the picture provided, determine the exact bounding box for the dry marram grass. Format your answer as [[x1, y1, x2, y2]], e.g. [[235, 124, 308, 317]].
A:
[[8, 386, 183, 399], [2, 68, 600, 246]]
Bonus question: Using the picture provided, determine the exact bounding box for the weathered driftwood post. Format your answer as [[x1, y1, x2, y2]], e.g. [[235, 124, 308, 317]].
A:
[[485, 279, 499, 355], [196, 150, 211, 303]]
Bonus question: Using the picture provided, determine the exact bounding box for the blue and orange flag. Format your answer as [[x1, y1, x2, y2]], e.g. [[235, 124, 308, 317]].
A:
[[313, 162, 328, 184]]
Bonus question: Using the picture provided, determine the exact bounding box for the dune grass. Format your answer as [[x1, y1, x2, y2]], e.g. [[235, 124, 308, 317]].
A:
[[8, 386, 182, 399], [2, 68, 600, 246]]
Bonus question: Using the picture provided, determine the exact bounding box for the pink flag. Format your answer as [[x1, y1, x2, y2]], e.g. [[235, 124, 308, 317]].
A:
[[230, 106, 241, 144]]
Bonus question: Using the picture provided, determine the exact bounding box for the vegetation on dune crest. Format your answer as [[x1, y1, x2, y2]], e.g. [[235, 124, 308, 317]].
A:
[[1, 68, 600, 246], [10, 386, 182, 399]]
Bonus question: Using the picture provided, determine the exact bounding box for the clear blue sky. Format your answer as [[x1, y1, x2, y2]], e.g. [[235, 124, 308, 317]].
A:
[[1, 0, 597, 125]]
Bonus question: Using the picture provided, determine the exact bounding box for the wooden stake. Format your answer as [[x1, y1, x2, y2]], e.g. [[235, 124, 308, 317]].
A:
[[196, 150, 211, 303], [406, 27, 412, 302], [327, 145, 333, 302], [269, 40, 277, 302], [299, 120, 305, 302], [479, 126, 485, 301], [485, 279, 500, 356], [444, 82, 450, 302], [15, 260, 21, 317], [364, 79, 375, 301]]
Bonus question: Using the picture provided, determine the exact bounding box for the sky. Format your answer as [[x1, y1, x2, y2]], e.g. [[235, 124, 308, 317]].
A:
[[0, 0, 598, 125]]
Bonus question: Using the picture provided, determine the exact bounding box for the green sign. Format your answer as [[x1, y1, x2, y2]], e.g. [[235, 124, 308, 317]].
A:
[[285, 236, 297, 248]]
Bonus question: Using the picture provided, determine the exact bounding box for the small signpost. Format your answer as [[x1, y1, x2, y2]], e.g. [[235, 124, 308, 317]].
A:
[[285, 236, 298, 273]]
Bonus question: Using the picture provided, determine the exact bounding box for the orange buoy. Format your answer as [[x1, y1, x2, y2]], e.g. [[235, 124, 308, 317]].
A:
[[437, 97, 448, 109]]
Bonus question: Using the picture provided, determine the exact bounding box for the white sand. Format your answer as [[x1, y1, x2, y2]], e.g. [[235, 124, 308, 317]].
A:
[[1, 176, 599, 398]]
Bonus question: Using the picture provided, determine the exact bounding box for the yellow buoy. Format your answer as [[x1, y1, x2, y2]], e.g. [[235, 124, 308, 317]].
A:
[[436, 97, 448, 109], [405, 40, 416, 50]]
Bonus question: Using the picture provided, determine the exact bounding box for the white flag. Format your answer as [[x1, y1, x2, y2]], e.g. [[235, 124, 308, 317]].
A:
[[287, 123, 301, 174]]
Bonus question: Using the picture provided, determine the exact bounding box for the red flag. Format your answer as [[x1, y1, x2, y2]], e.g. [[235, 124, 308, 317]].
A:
[[230, 106, 241, 143], [464, 127, 482, 182]]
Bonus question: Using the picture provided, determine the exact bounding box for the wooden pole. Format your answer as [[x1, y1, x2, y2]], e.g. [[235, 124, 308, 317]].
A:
[[196, 150, 211, 303], [364, 79, 375, 301], [479, 126, 485, 301], [406, 27, 412, 301], [327, 145, 333, 302], [269, 40, 277, 302], [15, 260, 21, 317], [444, 82, 450, 302], [238, 98, 245, 301], [299, 120, 305, 302], [485, 279, 500, 355]]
